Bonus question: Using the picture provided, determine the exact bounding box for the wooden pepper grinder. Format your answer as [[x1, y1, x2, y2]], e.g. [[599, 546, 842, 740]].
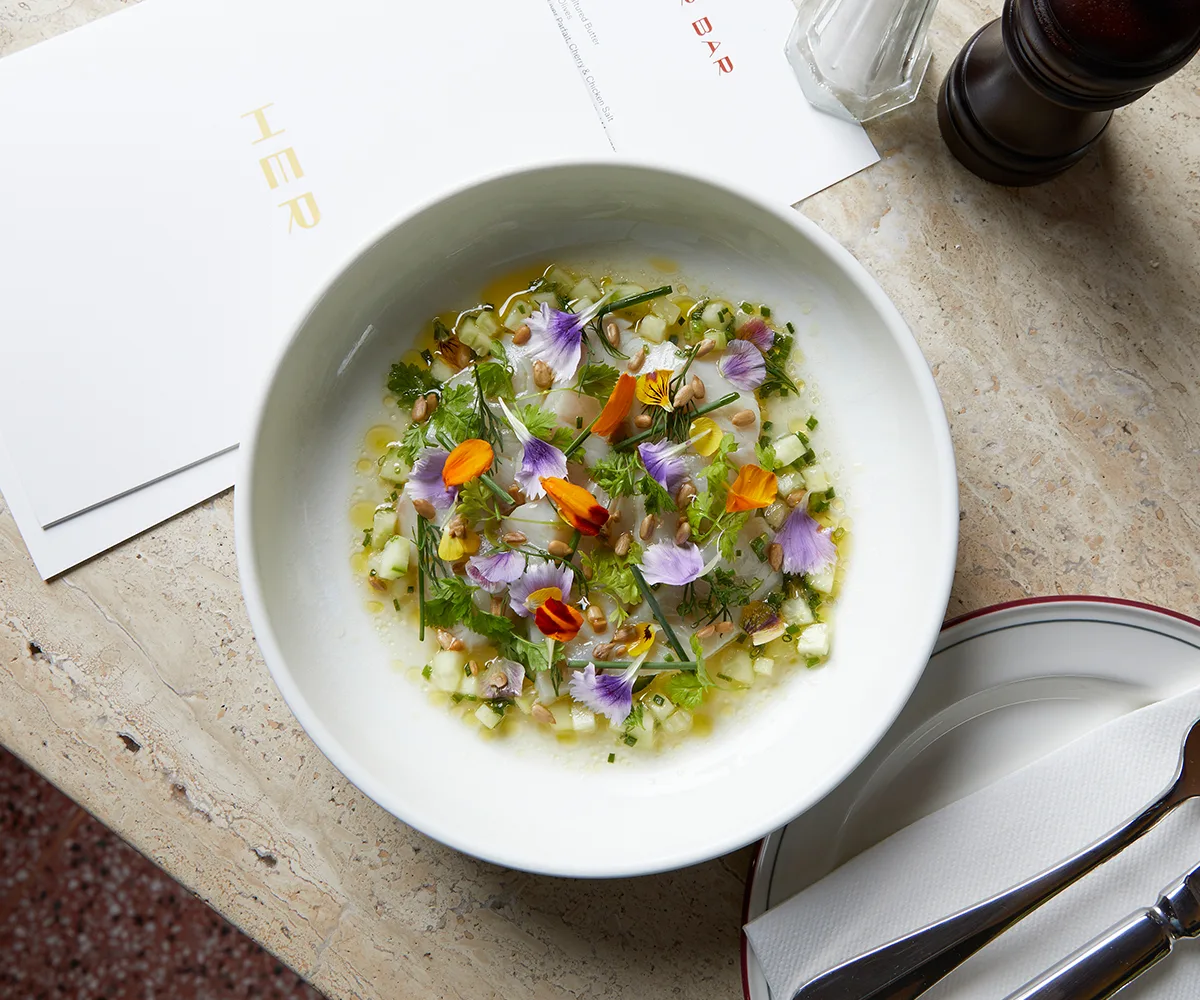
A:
[[938, 0, 1200, 186]]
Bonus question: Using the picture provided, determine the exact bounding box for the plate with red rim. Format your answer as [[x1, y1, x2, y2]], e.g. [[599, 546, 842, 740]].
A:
[[741, 596, 1200, 1000]]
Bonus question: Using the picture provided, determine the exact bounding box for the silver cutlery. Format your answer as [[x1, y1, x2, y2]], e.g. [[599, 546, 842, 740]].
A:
[[791, 716, 1200, 1000], [1002, 857, 1200, 1000]]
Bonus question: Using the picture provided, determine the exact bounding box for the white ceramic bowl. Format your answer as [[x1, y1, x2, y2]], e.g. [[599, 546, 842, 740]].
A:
[[236, 160, 958, 877]]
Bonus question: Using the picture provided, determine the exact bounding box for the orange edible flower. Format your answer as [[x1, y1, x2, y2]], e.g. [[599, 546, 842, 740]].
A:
[[441, 439, 494, 487], [726, 464, 778, 513], [592, 373, 636, 437], [534, 597, 585, 642], [635, 369, 675, 411], [540, 477, 611, 536]]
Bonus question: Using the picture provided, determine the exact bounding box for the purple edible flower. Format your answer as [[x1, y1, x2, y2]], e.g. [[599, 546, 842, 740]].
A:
[[717, 339, 767, 392], [737, 317, 775, 353], [465, 549, 525, 594], [406, 448, 458, 511], [508, 560, 574, 618], [637, 439, 688, 494], [638, 540, 706, 587], [568, 660, 642, 724], [480, 657, 525, 699], [497, 398, 568, 501], [524, 296, 610, 383], [776, 505, 836, 575]]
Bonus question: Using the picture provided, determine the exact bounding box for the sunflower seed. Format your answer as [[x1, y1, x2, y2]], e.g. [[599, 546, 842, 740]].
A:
[[627, 346, 647, 373], [690, 375, 706, 400], [412, 498, 436, 520], [786, 489, 807, 508], [586, 605, 608, 633], [634, 413, 653, 429], [411, 396, 428, 423], [613, 625, 639, 644], [512, 324, 531, 346], [501, 530, 527, 545], [675, 480, 697, 506], [531, 703, 555, 724], [696, 338, 716, 357], [603, 315, 622, 347], [673, 384, 695, 409], [507, 484, 527, 506], [639, 514, 657, 540], [613, 532, 632, 557], [714, 620, 735, 634], [731, 409, 756, 427], [674, 521, 691, 545], [436, 629, 464, 651], [468, 659, 481, 676], [547, 540, 572, 558], [696, 624, 716, 639], [768, 543, 784, 572], [424, 393, 439, 416], [532, 360, 554, 390]]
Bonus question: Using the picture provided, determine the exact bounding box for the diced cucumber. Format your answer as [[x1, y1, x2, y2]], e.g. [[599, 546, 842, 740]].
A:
[[430, 358, 455, 382], [571, 705, 596, 733], [545, 266, 576, 291], [709, 330, 728, 349], [569, 297, 595, 314], [782, 596, 815, 626], [371, 505, 398, 549], [776, 471, 804, 497], [651, 298, 682, 326], [753, 656, 775, 677], [374, 535, 411, 580], [531, 290, 559, 308], [514, 690, 535, 715], [607, 282, 645, 301], [637, 315, 667, 344], [722, 651, 755, 686], [458, 673, 479, 698], [534, 670, 560, 705], [503, 299, 533, 330], [795, 622, 831, 657], [661, 708, 693, 735], [430, 650, 467, 692], [773, 434, 807, 469], [570, 277, 601, 302], [475, 703, 504, 730], [807, 561, 836, 595], [802, 464, 830, 492], [701, 300, 733, 330], [456, 318, 492, 356], [378, 445, 411, 484], [645, 692, 675, 723], [474, 310, 500, 337], [627, 713, 655, 748]]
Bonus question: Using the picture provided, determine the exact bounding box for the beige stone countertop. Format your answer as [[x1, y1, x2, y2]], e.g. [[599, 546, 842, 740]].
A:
[[2, 1, 1199, 997]]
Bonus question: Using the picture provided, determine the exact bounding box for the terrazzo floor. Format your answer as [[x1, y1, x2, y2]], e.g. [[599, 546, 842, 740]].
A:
[[0, 746, 326, 999]]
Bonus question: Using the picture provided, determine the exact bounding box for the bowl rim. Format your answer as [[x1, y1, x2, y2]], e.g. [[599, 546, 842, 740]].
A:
[[234, 155, 960, 877]]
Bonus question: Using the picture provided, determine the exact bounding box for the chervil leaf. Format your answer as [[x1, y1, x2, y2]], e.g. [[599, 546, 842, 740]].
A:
[[475, 360, 514, 400], [581, 544, 643, 606], [589, 451, 640, 500], [639, 475, 676, 515], [424, 577, 512, 641], [575, 363, 621, 399], [430, 384, 478, 442], [719, 512, 749, 560], [387, 362, 441, 405], [397, 421, 430, 465]]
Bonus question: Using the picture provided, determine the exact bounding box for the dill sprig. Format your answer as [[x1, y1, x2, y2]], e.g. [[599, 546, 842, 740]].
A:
[[678, 567, 761, 626], [415, 517, 448, 640], [615, 392, 739, 452], [472, 364, 506, 451]]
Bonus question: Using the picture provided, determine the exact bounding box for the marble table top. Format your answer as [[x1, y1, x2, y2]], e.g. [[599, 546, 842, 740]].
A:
[[1, 1, 1198, 997]]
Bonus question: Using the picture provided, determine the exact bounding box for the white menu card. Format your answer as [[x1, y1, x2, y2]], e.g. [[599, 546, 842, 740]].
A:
[[0, 0, 877, 577]]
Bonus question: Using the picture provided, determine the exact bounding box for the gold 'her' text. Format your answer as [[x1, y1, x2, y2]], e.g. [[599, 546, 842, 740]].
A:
[[240, 103, 320, 233]]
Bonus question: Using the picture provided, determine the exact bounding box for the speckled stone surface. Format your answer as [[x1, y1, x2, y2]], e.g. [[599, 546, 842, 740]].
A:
[[0, 747, 326, 999], [0, 1, 1198, 998]]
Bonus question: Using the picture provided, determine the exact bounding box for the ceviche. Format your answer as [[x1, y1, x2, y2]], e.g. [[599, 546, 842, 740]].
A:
[[350, 264, 845, 753]]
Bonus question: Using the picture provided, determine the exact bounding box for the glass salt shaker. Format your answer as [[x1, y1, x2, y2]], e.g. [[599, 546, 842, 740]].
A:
[[786, 0, 939, 122]]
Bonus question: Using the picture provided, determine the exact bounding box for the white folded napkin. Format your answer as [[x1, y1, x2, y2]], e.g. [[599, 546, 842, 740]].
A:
[[745, 687, 1200, 1000]]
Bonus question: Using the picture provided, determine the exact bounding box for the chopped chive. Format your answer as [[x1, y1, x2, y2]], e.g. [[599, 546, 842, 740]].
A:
[[599, 285, 672, 316], [421, 663, 432, 680], [761, 420, 774, 434], [607, 753, 616, 763], [622, 733, 638, 746], [563, 412, 600, 459], [786, 322, 795, 334], [740, 301, 753, 312], [615, 392, 740, 451], [393, 598, 401, 611], [761, 305, 772, 317], [576, 416, 583, 428], [806, 415, 819, 431], [630, 566, 690, 662], [480, 473, 513, 502]]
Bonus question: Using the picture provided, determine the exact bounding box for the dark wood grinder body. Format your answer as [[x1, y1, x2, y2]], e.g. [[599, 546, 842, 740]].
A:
[[938, 0, 1200, 186]]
